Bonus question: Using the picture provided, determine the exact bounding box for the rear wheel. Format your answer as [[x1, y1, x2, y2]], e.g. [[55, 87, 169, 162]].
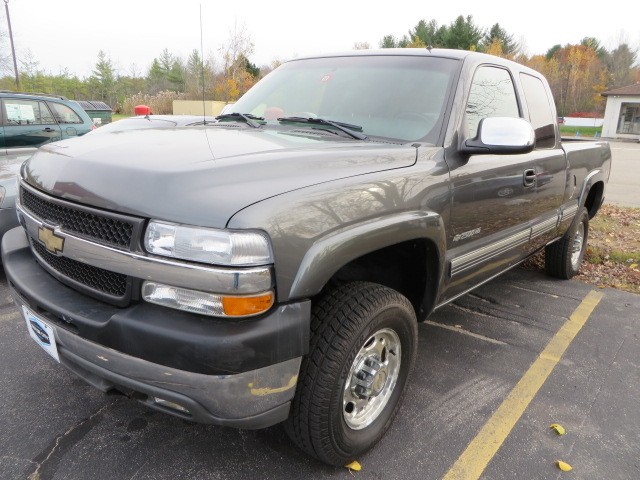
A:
[[285, 282, 417, 466], [545, 206, 589, 279]]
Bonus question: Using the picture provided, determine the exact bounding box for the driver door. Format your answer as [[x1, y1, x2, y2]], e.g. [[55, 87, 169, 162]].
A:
[[442, 65, 536, 302]]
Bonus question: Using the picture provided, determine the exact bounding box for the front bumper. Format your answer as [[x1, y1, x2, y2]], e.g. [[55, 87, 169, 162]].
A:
[[3, 227, 309, 428], [0, 207, 19, 245]]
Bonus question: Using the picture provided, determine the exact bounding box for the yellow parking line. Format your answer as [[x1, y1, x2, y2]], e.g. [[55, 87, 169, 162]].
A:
[[442, 290, 603, 480]]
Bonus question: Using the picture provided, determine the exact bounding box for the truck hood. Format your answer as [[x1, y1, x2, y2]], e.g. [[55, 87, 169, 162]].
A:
[[23, 127, 417, 228]]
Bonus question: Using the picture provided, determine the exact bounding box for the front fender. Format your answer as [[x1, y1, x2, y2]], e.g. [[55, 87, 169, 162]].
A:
[[225, 145, 450, 304], [288, 211, 446, 300]]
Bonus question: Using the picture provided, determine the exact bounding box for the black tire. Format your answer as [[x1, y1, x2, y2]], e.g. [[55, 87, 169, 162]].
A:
[[285, 282, 418, 466], [545, 206, 589, 279]]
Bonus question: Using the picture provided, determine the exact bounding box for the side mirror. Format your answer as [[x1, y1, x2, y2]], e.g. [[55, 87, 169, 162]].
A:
[[461, 117, 535, 155]]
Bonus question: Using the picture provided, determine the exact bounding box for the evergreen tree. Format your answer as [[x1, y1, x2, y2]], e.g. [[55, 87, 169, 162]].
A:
[[379, 35, 397, 48], [440, 15, 484, 50], [89, 50, 116, 106], [482, 24, 518, 55]]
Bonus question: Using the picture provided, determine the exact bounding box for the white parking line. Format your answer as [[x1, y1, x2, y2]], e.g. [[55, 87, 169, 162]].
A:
[[424, 320, 507, 346], [0, 311, 21, 322]]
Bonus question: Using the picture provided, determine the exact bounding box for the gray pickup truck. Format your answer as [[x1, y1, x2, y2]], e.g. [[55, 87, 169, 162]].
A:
[[2, 49, 610, 465]]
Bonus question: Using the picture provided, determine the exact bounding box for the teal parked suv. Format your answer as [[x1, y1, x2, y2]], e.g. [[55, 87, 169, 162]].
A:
[[0, 91, 95, 155]]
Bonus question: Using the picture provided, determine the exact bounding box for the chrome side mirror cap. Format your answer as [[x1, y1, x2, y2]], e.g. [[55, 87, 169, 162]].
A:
[[462, 117, 536, 155]]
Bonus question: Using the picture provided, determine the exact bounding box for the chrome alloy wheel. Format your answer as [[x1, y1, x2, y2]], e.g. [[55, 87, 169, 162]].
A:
[[571, 222, 585, 269], [342, 328, 401, 430]]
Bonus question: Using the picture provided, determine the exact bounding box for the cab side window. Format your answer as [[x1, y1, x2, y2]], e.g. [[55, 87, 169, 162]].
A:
[[466, 66, 519, 138], [519, 73, 557, 148], [3, 99, 56, 125]]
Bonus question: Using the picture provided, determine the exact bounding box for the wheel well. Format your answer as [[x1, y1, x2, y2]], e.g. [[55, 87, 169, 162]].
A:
[[324, 239, 438, 321], [584, 181, 604, 219]]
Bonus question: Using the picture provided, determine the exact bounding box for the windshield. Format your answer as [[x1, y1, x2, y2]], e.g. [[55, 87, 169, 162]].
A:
[[231, 55, 459, 143]]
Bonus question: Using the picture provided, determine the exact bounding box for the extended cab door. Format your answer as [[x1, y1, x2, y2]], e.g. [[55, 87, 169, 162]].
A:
[[2, 98, 62, 150], [442, 65, 547, 302], [518, 72, 567, 249]]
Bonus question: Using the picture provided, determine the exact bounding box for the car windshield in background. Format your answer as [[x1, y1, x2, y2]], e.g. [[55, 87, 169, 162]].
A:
[[230, 55, 459, 143]]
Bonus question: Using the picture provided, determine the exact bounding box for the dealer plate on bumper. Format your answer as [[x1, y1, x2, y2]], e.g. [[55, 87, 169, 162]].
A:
[[22, 306, 60, 362]]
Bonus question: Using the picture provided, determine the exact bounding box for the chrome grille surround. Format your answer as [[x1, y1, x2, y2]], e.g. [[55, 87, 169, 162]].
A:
[[16, 182, 274, 307], [20, 184, 139, 249]]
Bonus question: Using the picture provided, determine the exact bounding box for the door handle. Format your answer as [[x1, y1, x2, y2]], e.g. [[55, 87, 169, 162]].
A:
[[43, 128, 56, 132], [523, 169, 536, 187]]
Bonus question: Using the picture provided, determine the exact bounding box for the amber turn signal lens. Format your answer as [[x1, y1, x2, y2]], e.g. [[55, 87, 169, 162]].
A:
[[222, 292, 274, 316]]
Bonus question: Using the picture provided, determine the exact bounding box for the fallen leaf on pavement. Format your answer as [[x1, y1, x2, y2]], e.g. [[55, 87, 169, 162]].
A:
[[345, 461, 362, 471]]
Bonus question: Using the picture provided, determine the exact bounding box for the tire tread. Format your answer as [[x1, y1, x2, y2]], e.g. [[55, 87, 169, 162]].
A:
[[286, 282, 416, 465], [545, 206, 589, 279]]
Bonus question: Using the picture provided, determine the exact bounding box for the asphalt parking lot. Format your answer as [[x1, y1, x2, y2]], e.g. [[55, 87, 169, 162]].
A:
[[1, 266, 638, 480], [605, 141, 640, 207]]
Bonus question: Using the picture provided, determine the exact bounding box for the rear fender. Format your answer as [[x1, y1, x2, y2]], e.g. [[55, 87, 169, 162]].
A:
[[578, 169, 605, 208]]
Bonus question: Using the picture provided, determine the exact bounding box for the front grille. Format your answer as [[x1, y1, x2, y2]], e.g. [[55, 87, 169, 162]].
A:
[[31, 240, 128, 298], [21, 187, 134, 248]]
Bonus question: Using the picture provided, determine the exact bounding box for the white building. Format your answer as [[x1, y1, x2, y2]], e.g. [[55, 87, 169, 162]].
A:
[[601, 83, 640, 141]]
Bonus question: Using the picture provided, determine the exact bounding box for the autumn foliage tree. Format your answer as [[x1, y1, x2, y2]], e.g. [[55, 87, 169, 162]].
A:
[[541, 44, 604, 115], [523, 40, 637, 115], [213, 23, 260, 102], [380, 16, 638, 116]]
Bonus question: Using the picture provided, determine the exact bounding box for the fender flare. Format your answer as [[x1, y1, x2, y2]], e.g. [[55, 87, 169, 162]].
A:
[[577, 168, 604, 208], [288, 210, 446, 300]]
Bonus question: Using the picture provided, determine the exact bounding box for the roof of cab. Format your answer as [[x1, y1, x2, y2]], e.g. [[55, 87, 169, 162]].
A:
[[290, 48, 544, 79]]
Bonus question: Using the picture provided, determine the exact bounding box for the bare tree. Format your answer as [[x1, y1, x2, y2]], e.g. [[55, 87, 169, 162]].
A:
[[605, 43, 637, 88], [215, 22, 258, 101], [353, 42, 371, 50], [220, 21, 254, 85]]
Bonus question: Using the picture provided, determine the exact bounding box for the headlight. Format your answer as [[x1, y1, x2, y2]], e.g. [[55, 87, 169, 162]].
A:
[[144, 221, 273, 266]]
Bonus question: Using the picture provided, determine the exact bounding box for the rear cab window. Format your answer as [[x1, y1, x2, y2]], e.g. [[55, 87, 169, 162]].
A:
[[519, 73, 557, 148]]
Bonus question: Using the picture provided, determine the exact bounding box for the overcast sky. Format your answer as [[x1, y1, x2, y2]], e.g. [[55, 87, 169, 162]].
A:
[[1, 0, 638, 78]]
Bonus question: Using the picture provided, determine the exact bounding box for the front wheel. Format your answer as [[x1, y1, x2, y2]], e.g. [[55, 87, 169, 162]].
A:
[[285, 282, 417, 466], [545, 206, 589, 279]]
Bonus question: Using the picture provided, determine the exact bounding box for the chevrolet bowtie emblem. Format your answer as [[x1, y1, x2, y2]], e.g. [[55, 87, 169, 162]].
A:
[[38, 226, 65, 255]]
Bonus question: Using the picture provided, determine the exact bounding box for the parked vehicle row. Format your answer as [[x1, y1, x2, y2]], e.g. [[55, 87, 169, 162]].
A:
[[0, 93, 218, 249]]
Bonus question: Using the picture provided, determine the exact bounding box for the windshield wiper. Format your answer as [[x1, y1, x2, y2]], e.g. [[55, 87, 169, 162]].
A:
[[215, 113, 264, 128], [277, 116, 368, 140]]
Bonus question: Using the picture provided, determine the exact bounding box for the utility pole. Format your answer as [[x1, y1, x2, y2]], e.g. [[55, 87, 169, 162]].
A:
[[4, 0, 19, 89]]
